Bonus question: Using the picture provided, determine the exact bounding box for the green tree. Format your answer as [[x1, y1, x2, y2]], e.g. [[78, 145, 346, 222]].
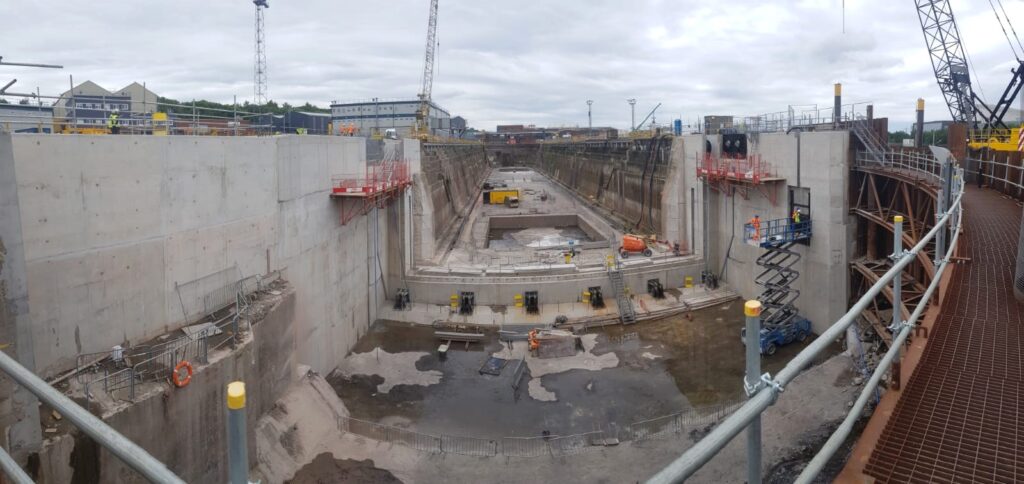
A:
[[155, 96, 329, 117], [889, 130, 912, 144]]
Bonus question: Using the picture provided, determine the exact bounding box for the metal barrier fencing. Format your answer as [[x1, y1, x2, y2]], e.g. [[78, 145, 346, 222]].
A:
[[337, 402, 742, 459], [648, 146, 965, 483], [854, 150, 943, 183], [630, 402, 743, 441], [75, 270, 281, 402], [501, 436, 551, 458], [967, 156, 1024, 193], [0, 346, 185, 482], [175, 265, 241, 323], [441, 435, 499, 457]]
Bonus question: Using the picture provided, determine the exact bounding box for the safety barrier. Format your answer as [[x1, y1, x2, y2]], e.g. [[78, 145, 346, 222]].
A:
[[648, 146, 964, 483], [630, 402, 742, 441], [854, 149, 943, 183], [0, 347, 185, 482], [337, 402, 742, 459], [74, 271, 280, 402]]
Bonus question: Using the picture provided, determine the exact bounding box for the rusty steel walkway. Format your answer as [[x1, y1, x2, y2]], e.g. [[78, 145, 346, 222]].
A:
[[865, 185, 1024, 482]]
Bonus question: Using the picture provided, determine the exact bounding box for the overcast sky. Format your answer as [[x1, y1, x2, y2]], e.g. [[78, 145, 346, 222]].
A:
[[2, 0, 1022, 130]]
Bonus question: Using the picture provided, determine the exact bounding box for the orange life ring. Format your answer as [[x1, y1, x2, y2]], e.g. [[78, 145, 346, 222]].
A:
[[172, 360, 193, 388]]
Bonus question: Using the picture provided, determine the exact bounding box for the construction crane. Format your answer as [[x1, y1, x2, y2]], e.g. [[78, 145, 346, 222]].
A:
[[914, 0, 1024, 135], [635, 103, 662, 131], [253, 0, 269, 116], [414, 0, 439, 139]]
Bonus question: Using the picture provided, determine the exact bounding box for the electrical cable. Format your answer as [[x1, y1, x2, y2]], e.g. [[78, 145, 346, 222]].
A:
[[995, 0, 1024, 55], [987, 0, 1022, 60]]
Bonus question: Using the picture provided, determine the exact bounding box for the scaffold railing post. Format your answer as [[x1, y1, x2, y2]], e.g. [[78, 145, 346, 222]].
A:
[[227, 381, 250, 484], [744, 300, 763, 484]]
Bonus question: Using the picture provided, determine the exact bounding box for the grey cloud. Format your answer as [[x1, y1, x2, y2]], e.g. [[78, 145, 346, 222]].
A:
[[1, 0, 1021, 128]]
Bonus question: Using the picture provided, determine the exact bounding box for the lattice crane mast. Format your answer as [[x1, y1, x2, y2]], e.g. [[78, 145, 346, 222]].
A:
[[253, 0, 269, 109], [415, 0, 439, 139], [914, 0, 1024, 131]]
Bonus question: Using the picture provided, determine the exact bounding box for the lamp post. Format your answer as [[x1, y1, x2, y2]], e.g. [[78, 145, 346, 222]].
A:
[[628, 98, 637, 132], [586, 99, 593, 138]]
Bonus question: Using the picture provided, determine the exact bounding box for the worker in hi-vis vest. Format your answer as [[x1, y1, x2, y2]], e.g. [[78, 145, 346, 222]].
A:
[[108, 109, 121, 135], [748, 215, 761, 241]]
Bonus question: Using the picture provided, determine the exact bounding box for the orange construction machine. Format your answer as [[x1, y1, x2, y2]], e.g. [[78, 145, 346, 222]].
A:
[[619, 234, 653, 258]]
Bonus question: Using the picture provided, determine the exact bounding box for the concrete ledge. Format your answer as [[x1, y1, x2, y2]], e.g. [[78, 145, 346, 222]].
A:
[[404, 256, 703, 306]]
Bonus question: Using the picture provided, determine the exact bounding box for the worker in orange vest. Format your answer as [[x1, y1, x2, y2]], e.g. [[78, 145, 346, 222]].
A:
[[749, 215, 761, 241]]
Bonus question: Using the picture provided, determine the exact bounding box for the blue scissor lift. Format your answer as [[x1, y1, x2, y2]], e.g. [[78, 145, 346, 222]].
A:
[[741, 218, 813, 355]]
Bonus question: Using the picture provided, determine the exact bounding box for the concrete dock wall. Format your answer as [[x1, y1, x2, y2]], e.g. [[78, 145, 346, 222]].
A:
[[0, 134, 42, 461], [410, 143, 490, 263], [528, 140, 671, 237], [9, 134, 385, 378], [35, 288, 297, 484], [684, 131, 852, 334]]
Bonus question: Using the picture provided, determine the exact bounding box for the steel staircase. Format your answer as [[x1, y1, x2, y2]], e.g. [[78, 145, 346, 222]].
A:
[[850, 119, 889, 164], [608, 266, 636, 325], [754, 242, 802, 328]]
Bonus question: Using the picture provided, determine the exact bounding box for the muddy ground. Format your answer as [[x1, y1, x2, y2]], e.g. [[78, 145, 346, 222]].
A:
[[328, 301, 841, 439], [286, 453, 402, 484]]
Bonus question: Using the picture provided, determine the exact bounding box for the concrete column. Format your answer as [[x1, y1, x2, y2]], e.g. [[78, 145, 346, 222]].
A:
[[914, 99, 925, 148], [833, 83, 842, 125]]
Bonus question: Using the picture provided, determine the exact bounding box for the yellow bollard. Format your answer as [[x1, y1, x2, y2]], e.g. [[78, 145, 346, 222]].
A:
[[449, 293, 459, 310], [514, 294, 523, 308], [685, 276, 694, 288], [227, 382, 248, 484], [564, 252, 572, 264]]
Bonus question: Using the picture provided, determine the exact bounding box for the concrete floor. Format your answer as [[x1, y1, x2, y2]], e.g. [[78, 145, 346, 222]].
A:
[[272, 350, 860, 484], [439, 168, 674, 269], [328, 301, 839, 440]]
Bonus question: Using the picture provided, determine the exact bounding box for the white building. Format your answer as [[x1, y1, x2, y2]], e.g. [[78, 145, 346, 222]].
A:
[[330, 99, 452, 138]]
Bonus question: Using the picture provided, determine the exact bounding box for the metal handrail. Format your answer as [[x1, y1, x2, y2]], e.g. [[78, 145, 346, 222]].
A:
[[647, 155, 964, 483], [967, 156, 1024, 192], [0, 445, 32, 484], [0, 350, 184, 483], [796, 169, 963, 482]]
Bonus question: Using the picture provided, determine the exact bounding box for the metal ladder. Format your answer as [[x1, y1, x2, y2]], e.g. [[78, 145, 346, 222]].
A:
[[608, 266, 636, 325], [754, 242, 801, 328]]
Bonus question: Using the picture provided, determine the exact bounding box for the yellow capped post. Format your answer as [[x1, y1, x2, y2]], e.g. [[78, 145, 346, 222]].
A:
[[894, 215, 904, 223], [744, 300, 763, 317], [742, 297, 764, 482], [227, 381, 249, 484], [227, 381, 246, 410]]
